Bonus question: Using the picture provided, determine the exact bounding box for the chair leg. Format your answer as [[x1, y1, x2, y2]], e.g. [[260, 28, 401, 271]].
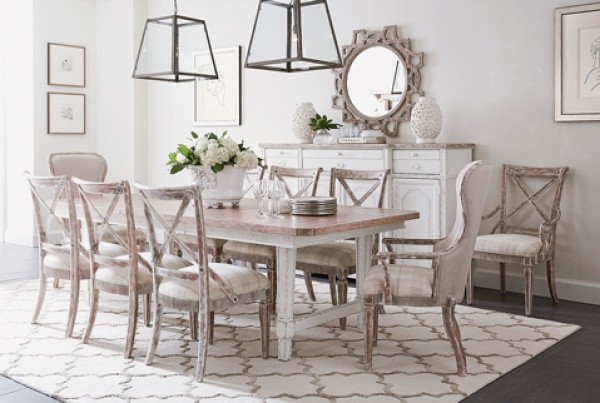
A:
[[500, 262, 507, 294], [337, 276, 348, 330], [267, 262, 277, 314], [31, 273, 47, 324], [124, 291, 139, 359], [194, 306, 209, 382], [190, 311, 199, 341], [142, 294, 151, 327], [546, 259, 559, 304], [145, 301, 163, 365], [83, 289, 99, 344], [442, 297, 467, 376], [466, 261, 474, 305], [373, 303, 379, 346], [328, 275, 338, 306], [524, 266, 534, 316], [259, 299, 270, 359], [208, 311, 214, 345], [364, 295, 375, 370], [304, 271, 316, 302], [53, 278, 60, 289], [65, 277, 80, 338]]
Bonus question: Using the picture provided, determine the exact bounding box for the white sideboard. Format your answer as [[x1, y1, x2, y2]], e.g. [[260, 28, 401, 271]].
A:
[[260, 143, 475, 241]]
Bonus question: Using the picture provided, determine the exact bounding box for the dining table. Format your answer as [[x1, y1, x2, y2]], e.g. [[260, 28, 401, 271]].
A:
[[57, 196, 419, 360]]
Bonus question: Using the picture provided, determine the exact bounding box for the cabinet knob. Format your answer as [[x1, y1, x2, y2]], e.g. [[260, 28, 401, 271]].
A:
[[412, 152, 419, 158], [412, 163, 421, 171], [336, 162, 345, 169], [337, 152, 343, 157], [279, 151, 285, 155], [279, 160, 287, 167]]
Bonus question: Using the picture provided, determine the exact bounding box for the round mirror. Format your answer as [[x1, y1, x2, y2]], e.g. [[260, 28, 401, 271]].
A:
[[346, 45, 407, 118]]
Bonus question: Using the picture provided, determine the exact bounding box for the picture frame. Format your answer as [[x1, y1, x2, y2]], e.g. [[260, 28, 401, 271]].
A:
[[194, 46, 242, 126], [48, 43, 86, 87], [47, 92, 86, 135], [555, 4, 600, 121]]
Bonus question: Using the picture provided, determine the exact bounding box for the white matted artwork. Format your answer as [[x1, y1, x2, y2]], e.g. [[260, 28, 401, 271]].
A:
[[47, 92, 86, 135], [555, 4, 600, 121], [47, 43, 86, 87], [194, 46, 241, 126]]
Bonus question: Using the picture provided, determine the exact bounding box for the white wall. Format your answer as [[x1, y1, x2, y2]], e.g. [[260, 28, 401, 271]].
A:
[[144, 0, 600, 304]]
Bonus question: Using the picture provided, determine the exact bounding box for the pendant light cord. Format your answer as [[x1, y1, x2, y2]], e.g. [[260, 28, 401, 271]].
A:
[[173, 0, 178, 15]]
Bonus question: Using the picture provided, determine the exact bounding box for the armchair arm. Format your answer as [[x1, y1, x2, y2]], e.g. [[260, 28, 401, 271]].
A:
[[375, 251, 439, 262], [382, 238, 440, 246], [538, 209, 561, 253], [482, 204, 501, 220]]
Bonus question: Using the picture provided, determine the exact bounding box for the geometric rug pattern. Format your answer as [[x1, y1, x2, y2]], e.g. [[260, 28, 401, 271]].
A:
[[0, 280, 579, 402]]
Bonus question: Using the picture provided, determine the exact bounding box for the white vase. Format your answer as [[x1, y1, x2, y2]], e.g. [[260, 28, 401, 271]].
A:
[[292, 102, 317, 144], [188, 165, 246, 206], [410, 97, 443, 144]]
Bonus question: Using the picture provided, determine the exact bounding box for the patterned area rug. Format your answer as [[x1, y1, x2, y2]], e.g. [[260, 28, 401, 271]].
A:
[[0, 279, 579, 402]]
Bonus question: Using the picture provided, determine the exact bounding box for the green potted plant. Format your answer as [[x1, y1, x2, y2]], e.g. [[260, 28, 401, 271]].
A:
[[309, 113, 341, 144]]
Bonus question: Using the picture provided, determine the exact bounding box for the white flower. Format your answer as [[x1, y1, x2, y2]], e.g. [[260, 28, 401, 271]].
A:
[[222, 138, 239, 158], [176, 152, 190, 164], [235, 150, 259, 170]]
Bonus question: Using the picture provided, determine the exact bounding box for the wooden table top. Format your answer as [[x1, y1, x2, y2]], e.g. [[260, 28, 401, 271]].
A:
[[64, 196, 419, 237]]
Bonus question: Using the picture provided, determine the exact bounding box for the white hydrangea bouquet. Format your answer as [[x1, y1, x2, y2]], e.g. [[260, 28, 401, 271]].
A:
[[167, 131, 261, 175]]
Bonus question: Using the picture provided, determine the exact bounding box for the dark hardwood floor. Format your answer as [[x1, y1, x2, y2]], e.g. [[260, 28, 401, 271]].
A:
[[0, 243, 599, 402]]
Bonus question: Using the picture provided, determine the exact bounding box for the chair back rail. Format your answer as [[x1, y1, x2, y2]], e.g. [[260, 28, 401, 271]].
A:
[[269, 166, 323, 198], [494, 164, 569, 235], [329, 168, 391, 208], [242, 165, 267, 197], [48, 152, 108, 182], [134, 184, 238, 303]]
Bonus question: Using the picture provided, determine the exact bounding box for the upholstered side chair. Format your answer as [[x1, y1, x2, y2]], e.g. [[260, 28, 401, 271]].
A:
[[172, 165, 267, 263], [363, 161, 492, 375], [136, 183, 270, 382], [74, 178, 152, 358], [25, 173, 127, 338], [296, 168, 390, 329], [48, 152, 147, 251], [469, 164, 569, 315], [222, 165, 323, 313]]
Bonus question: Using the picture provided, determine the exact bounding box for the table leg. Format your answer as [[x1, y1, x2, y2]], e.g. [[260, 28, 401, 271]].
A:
[[355, 234, 373, 332], [276, 246, 296, 360]]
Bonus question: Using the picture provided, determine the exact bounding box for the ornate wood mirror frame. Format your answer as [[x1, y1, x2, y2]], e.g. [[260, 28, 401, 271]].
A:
[[332, 25, 424, 137]]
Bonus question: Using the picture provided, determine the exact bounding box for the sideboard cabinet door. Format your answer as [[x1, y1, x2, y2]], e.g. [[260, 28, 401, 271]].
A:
[[391, 178, 441, 240]]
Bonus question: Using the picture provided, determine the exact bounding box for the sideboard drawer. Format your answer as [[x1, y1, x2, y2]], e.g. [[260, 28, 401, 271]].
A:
[[265, 149, 298, 159], [267, 158, 299, 168], [393, 159, 441, 174], [304, 158, 385, 171], [303, 149, 383, 160], [393, 150, 440, 161]]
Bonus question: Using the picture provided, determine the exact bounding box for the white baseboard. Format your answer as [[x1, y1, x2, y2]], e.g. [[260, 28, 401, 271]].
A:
[[3, 230, 36, 246], [474, 266, 600, 306]]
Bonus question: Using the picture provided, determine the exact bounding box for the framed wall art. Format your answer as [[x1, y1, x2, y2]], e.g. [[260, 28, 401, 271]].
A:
[[47, 92, 86, 135], [194, 46, 241, 126], [48, 43, 86, 87], [555, 4, 600, 121]]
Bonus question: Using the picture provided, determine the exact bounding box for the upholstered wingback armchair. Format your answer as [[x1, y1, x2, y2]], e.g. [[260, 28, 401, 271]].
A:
[[363, 161, 492, 375]]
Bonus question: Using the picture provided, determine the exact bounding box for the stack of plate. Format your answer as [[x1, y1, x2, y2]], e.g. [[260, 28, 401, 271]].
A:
[[291, 197, 337, 216]]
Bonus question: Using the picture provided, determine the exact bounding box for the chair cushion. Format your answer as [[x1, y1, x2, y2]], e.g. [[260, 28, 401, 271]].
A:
[[296, 241, 356, 268], [363, 264, 434, 298], [475, 234, 543, 257], [43, 242, 127, 272], [159, 263, 270, 302], [223, 241, 276, 259], [95, 254, 153, 287], [101, 224, 147, 246], [138, 252, 192, 270]]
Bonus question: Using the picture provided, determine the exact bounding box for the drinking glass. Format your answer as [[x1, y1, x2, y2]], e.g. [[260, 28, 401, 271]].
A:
[[252, 179, 267, 219], [268, 180, 285, 219]]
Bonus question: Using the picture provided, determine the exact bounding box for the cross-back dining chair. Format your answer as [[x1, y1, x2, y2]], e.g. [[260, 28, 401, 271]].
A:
[[363, 161, 492, 375], [222, 165, 323, 313], [171, 165, 268, 263], [48, 152, 146, 272], [296, 168, 390, 329], [469, 164, 569, 315], [135, 183, 270, 382], [74, 178, 152, 358], [25, 173, 127, 338]]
